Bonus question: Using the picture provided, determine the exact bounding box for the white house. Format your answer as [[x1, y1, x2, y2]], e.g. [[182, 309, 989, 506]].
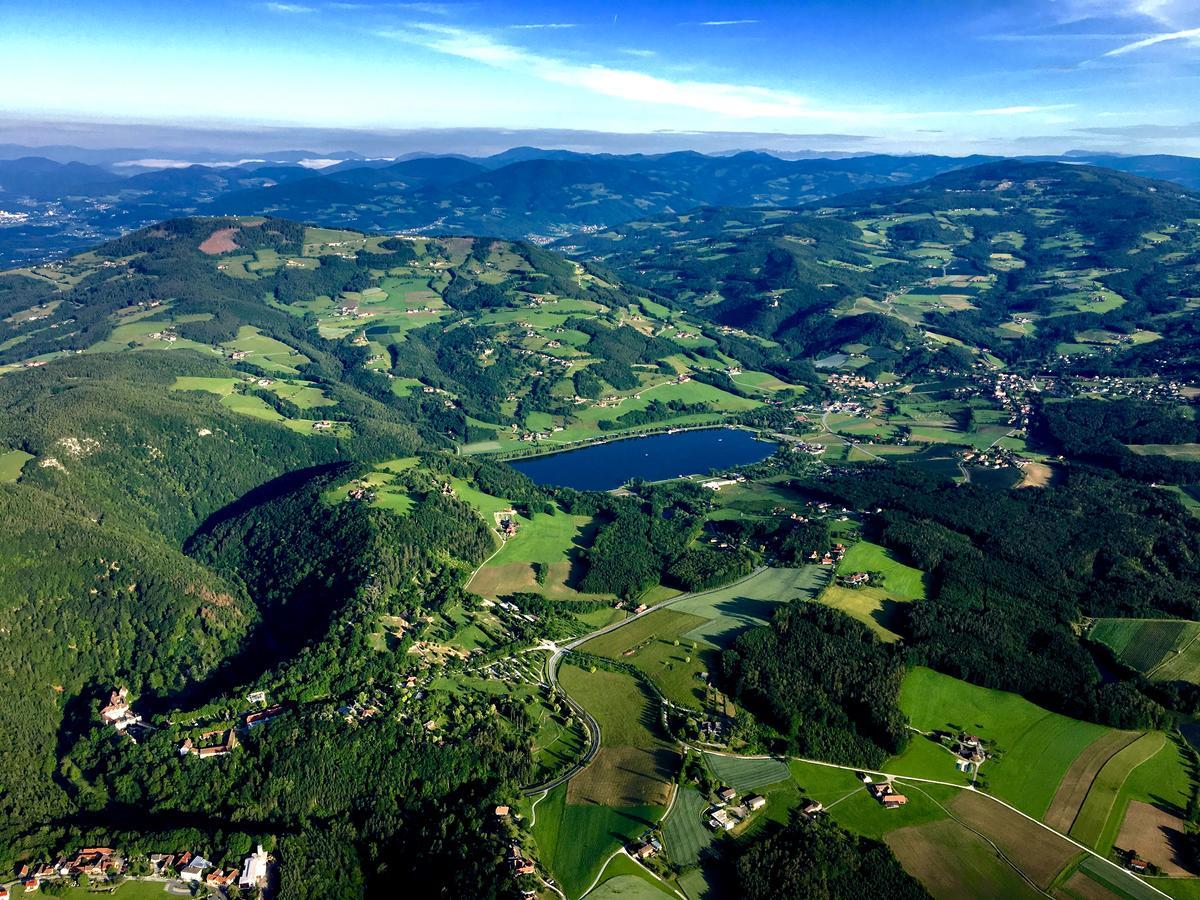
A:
[[180, 856, 212, 883], [240, 845, 269, 890]]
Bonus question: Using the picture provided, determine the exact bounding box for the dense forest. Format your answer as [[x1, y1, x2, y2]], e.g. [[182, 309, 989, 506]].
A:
[[806, 465, 1198, 727], [732, 815, 929, 900], [721, 603, 910, 767]]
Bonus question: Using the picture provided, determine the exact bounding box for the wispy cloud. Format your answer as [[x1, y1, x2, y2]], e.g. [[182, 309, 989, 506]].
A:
[[510, 23, 578, 30], [619, 48, 658, 58], [1102, 26, 1200, 55], [972, 104, 1073, 115], [699, 19, 759, 26], [265, 2, 314, 12], [384, 24, 867, 121]]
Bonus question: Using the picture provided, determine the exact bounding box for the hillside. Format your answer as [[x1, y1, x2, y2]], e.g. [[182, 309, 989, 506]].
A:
[[565, 161, 1200, 375]]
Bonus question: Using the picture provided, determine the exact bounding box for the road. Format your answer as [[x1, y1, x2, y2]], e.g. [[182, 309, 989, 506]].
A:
[[518, 567, 1170, 900], [519, 567, 768, 796], [820, 409, 885, 461]]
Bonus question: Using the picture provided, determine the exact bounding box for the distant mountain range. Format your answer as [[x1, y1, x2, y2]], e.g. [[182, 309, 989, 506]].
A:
[[0, 145, 1198, 267]]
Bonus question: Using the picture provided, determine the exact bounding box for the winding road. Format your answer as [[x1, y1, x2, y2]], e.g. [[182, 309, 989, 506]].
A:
[[520, 567, 768, 796]]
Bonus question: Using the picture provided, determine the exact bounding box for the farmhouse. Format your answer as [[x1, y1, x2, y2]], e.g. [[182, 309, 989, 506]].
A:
[[708, 808, 737, 831], [869, 782, 909, 808], [717, 786, 738, 803], [802, 800, 824, 817], [842, 572, 871, 587], [746, 795, 767, 811]]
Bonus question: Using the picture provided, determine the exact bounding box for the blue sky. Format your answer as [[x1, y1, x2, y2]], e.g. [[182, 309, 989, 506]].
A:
[[0, 0, 1197, 155]]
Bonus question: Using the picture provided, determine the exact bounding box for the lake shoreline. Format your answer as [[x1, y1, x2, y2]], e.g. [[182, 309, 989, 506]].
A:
[[508, 426, 779, 491]]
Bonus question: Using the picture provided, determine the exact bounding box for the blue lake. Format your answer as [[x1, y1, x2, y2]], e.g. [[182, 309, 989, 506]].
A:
[[508, 427, 777, 491]]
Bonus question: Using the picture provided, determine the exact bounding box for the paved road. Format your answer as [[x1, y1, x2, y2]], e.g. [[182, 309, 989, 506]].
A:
[[821, 409, 884, 461]]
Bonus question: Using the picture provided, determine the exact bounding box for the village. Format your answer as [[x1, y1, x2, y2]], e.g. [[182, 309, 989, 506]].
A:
[[7, 843, 273, 897]]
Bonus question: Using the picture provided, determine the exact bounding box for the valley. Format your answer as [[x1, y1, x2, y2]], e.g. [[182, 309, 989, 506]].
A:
[[2, 159, 1200, 900]]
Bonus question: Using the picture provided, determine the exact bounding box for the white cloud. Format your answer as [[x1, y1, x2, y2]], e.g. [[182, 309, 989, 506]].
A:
[[510, 23, 578, 30], [619, 48, 658, 58], [972, 104, 1074, 115], [265, 2, 314, 12], [386, 24, 865, 121], [699, 19, 759, 26], [1102, 26, 1200, 55]]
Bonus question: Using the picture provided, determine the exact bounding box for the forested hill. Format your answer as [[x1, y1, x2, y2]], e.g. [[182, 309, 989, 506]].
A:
[[564, 160, 1200, 376]]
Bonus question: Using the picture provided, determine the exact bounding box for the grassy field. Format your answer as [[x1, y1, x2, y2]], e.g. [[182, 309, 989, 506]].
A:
[[0, 448, 33, 482], [580, 609, 714, 708], [670, 566, 828, 648], [587, 853, 677, 900], [532, 783, 663, 899], [32, 882, 181, 899], [1090, 619, 1200, 683], [558, 663, 675, 807], [467, 506, 608, 600], [220, 325, 309, 374], [887, 667, 1111, 818], [703, 753, 791, 793], [836, 541, 927, 599], [820, 584, 909, 643]]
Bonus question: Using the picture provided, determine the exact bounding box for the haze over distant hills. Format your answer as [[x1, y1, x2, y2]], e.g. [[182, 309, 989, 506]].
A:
[[1, 143, 1199, 267]]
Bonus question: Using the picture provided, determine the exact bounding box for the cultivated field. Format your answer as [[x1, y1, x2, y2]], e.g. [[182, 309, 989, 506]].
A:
[[532, 783, 662, 899], [467, 506, 608, 600], [661, 785, 715, 867], [703, 753, 791, 793], [1070, 732, 1168, 848], [1090, 618, 1200, 684], [559, 663, 675, 807], [670, 566, 828, 648], [1117, 801, 1194, 877], [1044, 730, 1144, 833]]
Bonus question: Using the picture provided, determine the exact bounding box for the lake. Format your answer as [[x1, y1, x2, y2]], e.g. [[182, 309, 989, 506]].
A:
[[508, 427, 777, 491]]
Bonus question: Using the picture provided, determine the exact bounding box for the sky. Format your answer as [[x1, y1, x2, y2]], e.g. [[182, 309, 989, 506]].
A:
[[0, 0, 1198, 157]]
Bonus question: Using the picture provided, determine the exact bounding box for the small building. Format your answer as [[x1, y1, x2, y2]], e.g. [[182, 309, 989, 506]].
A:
[[495, 806, 510, 818], [708, 808, 736, 831], [633, 842, 657, 860], [206, 868, 239, 888], [1129, 858, 1149, 873], [245, 704, 285, 729], [746, 795, 767, 811], [882, 793, 908, 809], [717, 786, 737, 803], [246, 690, 267, 705], [802, 800, 824, 817]]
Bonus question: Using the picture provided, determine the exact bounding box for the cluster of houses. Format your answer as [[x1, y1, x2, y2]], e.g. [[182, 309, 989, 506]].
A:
[[99, 687, 146, 738], [959, 448, 1029, 472], [808, 542, 848, 567], [701, 475, 746, 491], [14, 844, 271, 894], [148, 329, 178, 343], [498, 515, 520, 539], [706, 787, 767, 831], [504, 838, 539, 899], [954, 733, 988, 772], [179, 727, 239, 759], [17, 847, 122, 889]]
